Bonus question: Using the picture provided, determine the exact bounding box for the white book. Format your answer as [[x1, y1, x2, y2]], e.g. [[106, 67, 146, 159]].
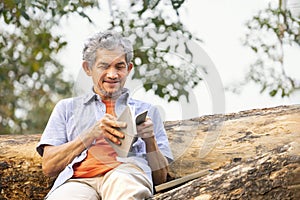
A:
[[106, 105, 148, 157]]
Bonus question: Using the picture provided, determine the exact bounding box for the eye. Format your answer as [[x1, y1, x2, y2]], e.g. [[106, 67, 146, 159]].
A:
[[116, 64, 127, 70], [97, 64, 109, 70]]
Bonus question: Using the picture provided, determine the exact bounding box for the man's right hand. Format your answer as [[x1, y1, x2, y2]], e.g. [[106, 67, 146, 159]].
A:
[[83, 114, 127, 147], [42, 114, 126, 177], [99, 113, 127, 145]]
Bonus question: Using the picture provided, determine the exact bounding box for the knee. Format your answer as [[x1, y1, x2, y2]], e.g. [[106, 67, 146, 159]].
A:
[[100, 166, 153, 199]]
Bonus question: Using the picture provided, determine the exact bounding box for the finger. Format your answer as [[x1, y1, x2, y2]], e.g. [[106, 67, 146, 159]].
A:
[[137, 120, 152, 131], [137, 122, 154, 138], [102, 114, 116, 124], [138, 131, 154, 139], [104, 113, 116, 120], [138, 126, 153, 135], [102, 117, 127, 128], [103, 130, 121, 145], [106, 126, 124, 139]]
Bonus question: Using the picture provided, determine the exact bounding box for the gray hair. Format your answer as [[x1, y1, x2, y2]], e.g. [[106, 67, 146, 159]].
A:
[[82, 30, 133, 68]]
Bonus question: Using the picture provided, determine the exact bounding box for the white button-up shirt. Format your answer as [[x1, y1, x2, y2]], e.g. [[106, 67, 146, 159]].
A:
[[36, 88, 173, 197]]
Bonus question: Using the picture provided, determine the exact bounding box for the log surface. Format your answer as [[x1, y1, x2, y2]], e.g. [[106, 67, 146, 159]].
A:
[[0, 105, 299, 200]]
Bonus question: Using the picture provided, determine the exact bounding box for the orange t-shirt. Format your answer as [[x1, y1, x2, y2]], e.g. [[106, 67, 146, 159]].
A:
[[72, 100, 121, 178]]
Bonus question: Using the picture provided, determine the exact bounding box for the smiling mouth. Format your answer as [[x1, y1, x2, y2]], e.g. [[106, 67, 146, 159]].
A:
[[103, 81, 120, 87], [104, 80, 119, 83]]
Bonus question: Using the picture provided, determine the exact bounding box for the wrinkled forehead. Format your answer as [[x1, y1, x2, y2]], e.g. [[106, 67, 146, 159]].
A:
[[95, 47, 127, 64]]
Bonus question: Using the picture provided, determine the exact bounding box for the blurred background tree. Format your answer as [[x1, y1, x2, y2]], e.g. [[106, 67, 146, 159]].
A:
[[0, 0, 98, 134], [1, 0, 299, 134], [0, 0, 202, 134], [107, 0, 203, 102], [233, 0, 300, 97]]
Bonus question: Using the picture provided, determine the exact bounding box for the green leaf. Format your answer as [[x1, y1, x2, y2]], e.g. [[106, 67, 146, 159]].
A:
[[21, 10, 30, 20], [269, 89, 277, 97], [144, 83, 152, 91], [78, 11, 92, 23]]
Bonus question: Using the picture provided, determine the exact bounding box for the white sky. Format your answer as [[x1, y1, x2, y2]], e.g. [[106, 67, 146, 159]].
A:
[[57, 0, 300, 121]]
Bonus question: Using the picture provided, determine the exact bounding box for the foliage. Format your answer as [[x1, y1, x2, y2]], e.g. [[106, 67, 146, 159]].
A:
[[0, 0, 203, 134], [3, 0, 299, 135], [108, 0, 203, 102], [240, 1, 300, 97], [0, 0, 98, 134]]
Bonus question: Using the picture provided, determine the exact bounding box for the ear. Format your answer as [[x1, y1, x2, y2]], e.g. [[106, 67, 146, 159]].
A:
[[127, 62, 133, 73], [82, 61, 92, 76]]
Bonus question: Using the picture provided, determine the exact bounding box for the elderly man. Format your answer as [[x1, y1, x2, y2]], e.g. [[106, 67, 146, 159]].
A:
[[36, 30, 173, 200]]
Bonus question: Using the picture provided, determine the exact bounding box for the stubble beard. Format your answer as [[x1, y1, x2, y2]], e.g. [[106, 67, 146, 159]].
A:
[[98, 87, 122, 100]]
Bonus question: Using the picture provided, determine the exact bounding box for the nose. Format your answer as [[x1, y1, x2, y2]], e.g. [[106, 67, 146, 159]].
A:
[[106, 66, 118, 79]]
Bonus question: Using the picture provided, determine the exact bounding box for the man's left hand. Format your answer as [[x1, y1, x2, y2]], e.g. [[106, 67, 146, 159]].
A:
[[136, 117, 155, 141]]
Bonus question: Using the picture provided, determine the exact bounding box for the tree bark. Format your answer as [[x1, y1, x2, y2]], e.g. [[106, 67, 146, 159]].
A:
[[0, 135, 54, 200], [0, 105, 299, 200]]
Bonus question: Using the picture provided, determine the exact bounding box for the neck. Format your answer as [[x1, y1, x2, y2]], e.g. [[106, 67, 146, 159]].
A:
[[94, 87, 121, 101]]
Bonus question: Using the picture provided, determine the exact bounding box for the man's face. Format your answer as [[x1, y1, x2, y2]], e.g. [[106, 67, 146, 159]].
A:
[[83, 48, 133, 99]]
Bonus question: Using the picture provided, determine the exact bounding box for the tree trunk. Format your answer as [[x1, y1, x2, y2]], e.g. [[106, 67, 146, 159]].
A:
[[0, 105, 299, 200]]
